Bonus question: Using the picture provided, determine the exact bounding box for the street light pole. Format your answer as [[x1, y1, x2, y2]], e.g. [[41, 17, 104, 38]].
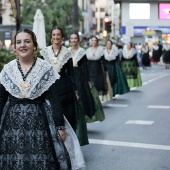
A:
[[15, 0, 20, 31], [73, 0, 79, 33], [111, 0, 115, 37]]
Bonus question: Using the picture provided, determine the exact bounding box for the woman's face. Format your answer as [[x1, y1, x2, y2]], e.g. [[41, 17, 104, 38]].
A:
[[15, 32, 35, 59], [106, 41, 112, 49], [91, 37, 98, 47], [127, 43, 132, 50], [70, 34, 79, 47], [51, 29, 63, 45]]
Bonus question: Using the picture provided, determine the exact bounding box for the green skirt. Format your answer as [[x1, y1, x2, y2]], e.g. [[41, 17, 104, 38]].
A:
[[75, 100, 89, 146], [112, 63, 130, 95], [127, 68, 142, 88], [85, 82, 105, 123]]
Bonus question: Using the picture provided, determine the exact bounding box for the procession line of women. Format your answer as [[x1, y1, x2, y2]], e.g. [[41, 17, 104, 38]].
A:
[[0, 26, 144, 169]]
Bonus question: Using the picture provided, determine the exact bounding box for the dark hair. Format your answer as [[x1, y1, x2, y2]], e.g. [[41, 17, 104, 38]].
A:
[[69, 33, 80, 42], [50, 26, 64, 38], [106, 40, 113, 45], [14, 28, 38, 50], [91, 36, 98, 44]]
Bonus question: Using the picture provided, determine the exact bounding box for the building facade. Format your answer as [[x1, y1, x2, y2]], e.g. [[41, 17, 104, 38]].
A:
[[115, 0, 170, 43]]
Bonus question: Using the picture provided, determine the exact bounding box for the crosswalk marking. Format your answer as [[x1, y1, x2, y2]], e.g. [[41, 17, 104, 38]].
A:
[[125, 120, 154, 125], [103, 104, 128, 108], [147, 105, 170, 109], [89, 139, 170, 151]]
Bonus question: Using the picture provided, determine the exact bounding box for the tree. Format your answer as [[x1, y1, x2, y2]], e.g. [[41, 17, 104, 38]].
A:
[[21, 0, 82, 44]]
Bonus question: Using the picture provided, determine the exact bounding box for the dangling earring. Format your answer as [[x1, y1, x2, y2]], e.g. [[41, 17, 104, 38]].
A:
[[33, 49, 37, 56]]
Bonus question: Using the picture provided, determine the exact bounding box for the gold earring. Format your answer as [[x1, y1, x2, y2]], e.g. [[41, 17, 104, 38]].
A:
[[33, 49, 37, 56]]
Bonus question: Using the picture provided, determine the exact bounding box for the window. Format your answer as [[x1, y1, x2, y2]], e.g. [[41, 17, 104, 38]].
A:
[[129, 3, 150, 19]]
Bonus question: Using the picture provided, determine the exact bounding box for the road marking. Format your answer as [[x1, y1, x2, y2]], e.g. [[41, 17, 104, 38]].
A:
[[142, 73, 168, 86], [147, 105, 170, 109], [125, 120, 154, 125], [103, 104, 128, 108], [89, 139, 170, 151]]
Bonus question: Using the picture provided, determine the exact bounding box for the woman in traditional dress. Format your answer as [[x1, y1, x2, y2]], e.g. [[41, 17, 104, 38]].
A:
[[162, 42, 170, 69], [150, 42, 161, 64], [122, 42, 142, 88], [68, 33, 95, 145], [104, 40, 129, 97], [86, 36, 112, 103], [84, 36, 105, 122], [69, 33, 105, 124], [0, 28, 71, 169], [40, 26, 78, 130], [141, 43, 151, 69]]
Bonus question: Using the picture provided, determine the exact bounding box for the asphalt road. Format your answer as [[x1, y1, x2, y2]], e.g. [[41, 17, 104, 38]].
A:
[[82, 64, 170, 170]]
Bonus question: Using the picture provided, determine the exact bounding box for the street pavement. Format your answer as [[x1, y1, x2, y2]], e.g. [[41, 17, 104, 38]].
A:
[[81, 63, 170, 170]]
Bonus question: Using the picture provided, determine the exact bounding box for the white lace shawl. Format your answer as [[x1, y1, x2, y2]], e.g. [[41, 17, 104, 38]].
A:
[[68, 47, 85, 67], [86, 46, 104, 60], [104, 48, 119, 61], [40, 45, 72, 73], [163, 44, 170, 51], [152, 45, 159, 51], [141, 46, 149, 53], [123, 47, 137, 59], [0, 58, 60, 99]]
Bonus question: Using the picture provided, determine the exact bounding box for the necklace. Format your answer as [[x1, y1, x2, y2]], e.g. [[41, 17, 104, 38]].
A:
[[91, 48, 96, 58], [52, 46, 62, 64], [17, 57, 37, 81], [17, 57, 37, 98], [71, 48, 78, 62]]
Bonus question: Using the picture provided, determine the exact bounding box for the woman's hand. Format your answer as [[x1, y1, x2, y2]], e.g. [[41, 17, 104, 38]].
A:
[[75, 91, 80, 101], [58, 129, 66, 141], [88, 81, 92, 89]]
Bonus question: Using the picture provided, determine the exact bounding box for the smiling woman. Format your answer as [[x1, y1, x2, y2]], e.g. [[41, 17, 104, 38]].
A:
[[0, 28, 71, 169]]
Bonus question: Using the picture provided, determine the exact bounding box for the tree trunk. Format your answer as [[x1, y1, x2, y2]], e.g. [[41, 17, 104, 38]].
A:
[[72, 0, 79, 33]]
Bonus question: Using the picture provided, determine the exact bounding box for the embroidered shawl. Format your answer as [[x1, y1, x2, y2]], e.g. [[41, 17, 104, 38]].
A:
[[0, 58, 60, 99], [40, 45, 72, 73], [86, 46, 104, 60]]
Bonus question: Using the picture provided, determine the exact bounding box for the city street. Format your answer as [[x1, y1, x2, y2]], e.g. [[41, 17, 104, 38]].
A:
[[82, 64, 170, 170]]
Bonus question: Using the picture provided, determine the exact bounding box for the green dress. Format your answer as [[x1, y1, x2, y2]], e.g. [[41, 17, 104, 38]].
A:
[[85, 81, 105, 123], [104, 49, 130, 96], [122, 48, 142, 88]]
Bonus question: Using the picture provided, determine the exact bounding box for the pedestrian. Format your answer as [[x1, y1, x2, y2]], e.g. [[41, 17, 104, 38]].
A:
[[122, 42, 142, 88], [141, 43, 151, 69], [40, 27, 86, 169], [68, 33, 95, 145], [40, 26, 78, 130], [104, 40, 129, 97], [85, 36, 105, 122], [86, 36, 112, 103], [150, 42, 161, 64], [0, 28, 71, 169], [162, 42, 170, 69]]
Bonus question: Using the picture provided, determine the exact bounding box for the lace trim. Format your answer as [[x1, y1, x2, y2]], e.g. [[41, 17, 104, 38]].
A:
[[40, 46, 72, 73], [68, 47, 85, 67], [123, 47, 137, 59], [141, 46, 149, 53], [163, 45, 170, 51], [104, 49, 119, 61], [152, 45, 159, 51], [0, 58, 60, 99], [86, 46, 104, 60]]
